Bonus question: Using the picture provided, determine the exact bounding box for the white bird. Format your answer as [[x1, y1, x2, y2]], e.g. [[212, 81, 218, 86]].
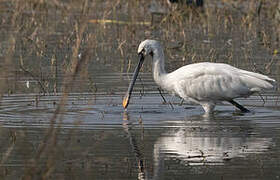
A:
[[123, 39, 276, 114]]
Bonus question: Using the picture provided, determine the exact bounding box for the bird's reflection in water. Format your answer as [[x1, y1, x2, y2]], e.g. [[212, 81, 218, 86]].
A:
[[122, 112, 273, 179], [153, 114, 272, 174], [122, 111, 146, 180]]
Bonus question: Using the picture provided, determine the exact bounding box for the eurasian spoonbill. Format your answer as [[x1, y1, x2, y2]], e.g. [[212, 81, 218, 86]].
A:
[[123, 39, 276, 114]]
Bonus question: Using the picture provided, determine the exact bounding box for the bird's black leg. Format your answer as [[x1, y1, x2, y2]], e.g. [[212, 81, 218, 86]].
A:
[[228, 100, 250, 113]]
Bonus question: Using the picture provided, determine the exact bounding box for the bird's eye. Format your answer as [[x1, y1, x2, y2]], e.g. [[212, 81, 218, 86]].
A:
[[139, 49, 145, 55]]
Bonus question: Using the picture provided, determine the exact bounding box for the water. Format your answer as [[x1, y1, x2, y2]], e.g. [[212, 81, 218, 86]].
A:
[[0, 90, 280, 179]]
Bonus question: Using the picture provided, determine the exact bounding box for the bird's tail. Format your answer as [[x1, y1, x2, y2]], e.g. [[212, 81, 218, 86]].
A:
[[239, 70, 276, 92]]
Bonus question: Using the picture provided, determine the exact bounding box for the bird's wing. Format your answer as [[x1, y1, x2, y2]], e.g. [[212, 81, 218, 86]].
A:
[[237, 69, 275, 91], [170, 63, 275, 101]]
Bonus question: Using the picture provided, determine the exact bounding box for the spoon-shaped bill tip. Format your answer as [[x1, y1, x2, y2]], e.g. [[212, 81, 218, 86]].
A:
[[122, 94, 129, 109]]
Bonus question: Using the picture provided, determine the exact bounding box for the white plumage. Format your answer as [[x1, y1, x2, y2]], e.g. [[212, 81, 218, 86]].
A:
[[160, 62, 274, 112], [123, 39, 276, 114]]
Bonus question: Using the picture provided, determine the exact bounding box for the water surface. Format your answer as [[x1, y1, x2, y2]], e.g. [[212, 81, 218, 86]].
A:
[[0, 90, 280, 179]]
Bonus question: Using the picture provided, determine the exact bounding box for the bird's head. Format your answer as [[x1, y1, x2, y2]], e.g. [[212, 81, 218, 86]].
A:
[[122, 39, 160, 109], [137, 39, 159, 57]]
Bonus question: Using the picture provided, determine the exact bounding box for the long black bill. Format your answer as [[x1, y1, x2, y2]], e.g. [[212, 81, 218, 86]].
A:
[[123, 53, 145, 109]]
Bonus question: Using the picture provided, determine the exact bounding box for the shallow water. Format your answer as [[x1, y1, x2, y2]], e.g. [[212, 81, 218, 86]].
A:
[[0, 90, 280, 179]]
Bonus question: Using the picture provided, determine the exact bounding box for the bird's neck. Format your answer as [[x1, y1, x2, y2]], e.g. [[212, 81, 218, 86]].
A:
[[152, 48, 167, 87]]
